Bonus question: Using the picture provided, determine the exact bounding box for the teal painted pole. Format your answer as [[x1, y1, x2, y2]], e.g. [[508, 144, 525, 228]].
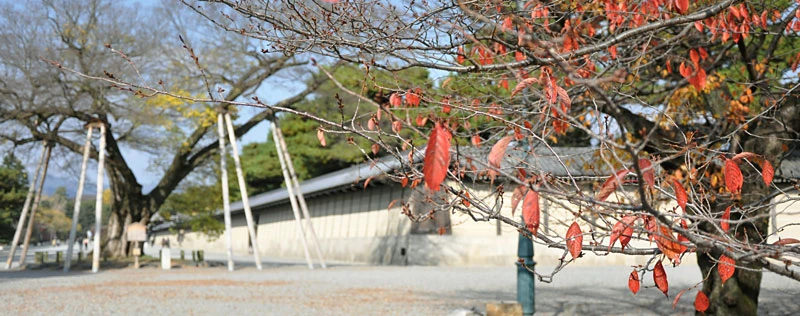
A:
[[517, 230, 536, 316]]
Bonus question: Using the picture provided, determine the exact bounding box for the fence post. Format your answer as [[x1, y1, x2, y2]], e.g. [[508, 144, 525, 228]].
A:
[[517, 231, 536, 316]]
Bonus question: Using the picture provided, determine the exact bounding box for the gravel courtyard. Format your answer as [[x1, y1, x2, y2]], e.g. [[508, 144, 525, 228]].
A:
[[1, 262, 798, 315]]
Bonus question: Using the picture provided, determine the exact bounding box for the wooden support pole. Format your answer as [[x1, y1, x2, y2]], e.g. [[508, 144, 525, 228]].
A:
[[5, 143, 47, 269], [223, 113, 262, 270], [92, 124, 106, 273], [271, 122, 314, 269], [19, 144, 52, 267], [217, 113, 235, 271], [273, 122, 326, 268], [64, 127, 94, 272]]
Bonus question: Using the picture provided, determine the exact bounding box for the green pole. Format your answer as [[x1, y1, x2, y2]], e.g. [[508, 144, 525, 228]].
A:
[[517, 230, 536, 316]]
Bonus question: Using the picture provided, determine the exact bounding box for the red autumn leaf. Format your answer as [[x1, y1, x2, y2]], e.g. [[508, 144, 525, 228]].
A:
[[608, 45, 618, 59], [773, 238, 800, 246], [371, 143, 380, 155], [629, 269, 640, 295], [488, 136, 513, 178], [731, 151, 758, 162], [673, 180, 688, 213], [423, 123, 452, 191], [511, 78, 538, 96], [689, 67, 707, 90], [441, 98, 451, 114], [677, 220, 690, 256], [596, 169, 630, 201], [523, 120, 532, 129], [637, 158, 656, 189], [437, 226, 447, 235], [762, 159, 774, 184], [510, 185, 528, 216], [501, 16, 513, 32], [721, 205, 731, 232], [566, 222, 583, 259], [401, 177, 409, 188], [609, 215, 636, 251], [367, 117, 377, 130], [672, 289, 686, 309], [457, 46, 465, 64], [415, 114, 428, 127], [655, 224, 684, 264], [392, 120, 402, 133], [462, 191, 471, 207], [725, 159, 743, 194], [690, 49, 700, 66], [694, 21, 704, 32], [499, 78, 509, 90], [654, 260, 669, 297], [695, 291, 710, 312], [644, 216, 657, 241], [471, 135, 482, 148], [718, 255, 735, 284], [515, 51, 525, 61], [405, 89, 421, 107], [389, 93, 402, 107], [675, 0, 688, 14], [523, 190, 540, 236]]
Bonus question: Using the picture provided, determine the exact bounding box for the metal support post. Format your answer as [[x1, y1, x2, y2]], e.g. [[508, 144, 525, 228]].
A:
[[517, 230, 536, 316]]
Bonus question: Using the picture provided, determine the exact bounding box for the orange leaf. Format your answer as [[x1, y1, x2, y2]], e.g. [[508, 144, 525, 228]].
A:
[[628, 269, 640, 295], [510, 185, 528, 216], [637, 158, 655, 189], [515, 51, 525, 61], [522, 190, 540, 236], [488, 136, 513, 178], [317, 129, 327, 147], [672, 289, 686, 309], [423, 123, 452, 191], [596, 169, 630, 201], [695, 291, 709, 312], [718, 255, 735, 284], [566, 222, 583, 259], [724, 159, 743, 194], [673, 180, 688, 213], [654, 260, 669, 297], [501, 16, 513, 32], [401, 177, 409, 188], [511, 78, 538, 96], [762, 160, 774, 184], [500, 78, 509, 90], [655, 224, 684, 264], [721, 205, 731, 232]]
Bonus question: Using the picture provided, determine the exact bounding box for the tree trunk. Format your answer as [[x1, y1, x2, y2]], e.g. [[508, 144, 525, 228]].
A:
[[696, 99, 799, 315], [104, 180, 151, 258]]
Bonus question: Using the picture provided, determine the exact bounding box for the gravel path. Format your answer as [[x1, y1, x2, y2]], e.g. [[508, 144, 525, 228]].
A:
[[1, 262, 798, 315]]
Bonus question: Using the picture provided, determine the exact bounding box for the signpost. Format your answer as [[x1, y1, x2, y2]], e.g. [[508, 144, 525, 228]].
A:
[[127, 223, 147, 269]]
